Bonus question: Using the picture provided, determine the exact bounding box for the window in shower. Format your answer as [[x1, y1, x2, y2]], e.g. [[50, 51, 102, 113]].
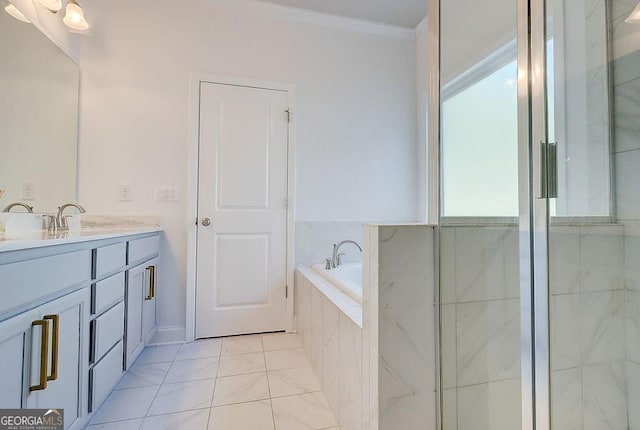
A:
[[441, 34, 611, 218], [441, 54, 519, 217]]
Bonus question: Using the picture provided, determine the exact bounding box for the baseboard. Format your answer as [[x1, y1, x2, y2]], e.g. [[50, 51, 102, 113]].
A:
[[149, 326, 186, 345]]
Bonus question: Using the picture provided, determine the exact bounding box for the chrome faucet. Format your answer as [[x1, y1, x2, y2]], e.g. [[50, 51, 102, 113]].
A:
[[331, 240, 363, 268], [54, 203, 86, 231], [2, 202, 34, 213]]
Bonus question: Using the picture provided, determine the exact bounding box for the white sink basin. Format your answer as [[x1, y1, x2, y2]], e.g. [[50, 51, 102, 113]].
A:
[[0, 213, 45, 239]]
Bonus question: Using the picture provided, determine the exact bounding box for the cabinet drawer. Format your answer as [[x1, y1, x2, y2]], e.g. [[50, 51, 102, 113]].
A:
[[90, 340, 124, 413], [92, 302, 124, 363], [93, 243, 126, 279], [128, 235, 159, 265], [0, 250, 91, 319], [92, 272, 125, 315]]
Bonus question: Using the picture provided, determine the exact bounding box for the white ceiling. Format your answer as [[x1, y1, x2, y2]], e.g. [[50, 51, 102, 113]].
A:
[[259, 0, 428, 28]]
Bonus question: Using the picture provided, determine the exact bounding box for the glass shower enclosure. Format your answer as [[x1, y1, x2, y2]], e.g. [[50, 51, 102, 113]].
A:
[[435, 0, 640, 429]]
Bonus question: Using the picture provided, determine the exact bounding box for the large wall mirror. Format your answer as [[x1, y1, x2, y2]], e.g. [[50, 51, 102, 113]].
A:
[[0, 2, 79, 214]]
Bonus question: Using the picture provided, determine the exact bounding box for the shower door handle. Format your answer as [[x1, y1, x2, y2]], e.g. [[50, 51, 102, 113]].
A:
[[539, 141, 558, 199]]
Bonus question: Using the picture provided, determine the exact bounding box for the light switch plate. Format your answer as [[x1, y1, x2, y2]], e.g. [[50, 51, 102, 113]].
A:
[[155, 185, 179, 202]]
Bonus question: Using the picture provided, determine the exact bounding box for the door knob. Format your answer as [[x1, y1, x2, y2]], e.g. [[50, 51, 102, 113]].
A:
[[200, 218, 211, 227]]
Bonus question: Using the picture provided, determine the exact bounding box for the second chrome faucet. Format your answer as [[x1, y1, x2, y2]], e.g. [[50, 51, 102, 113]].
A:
[[328, 240, 364, 269], [48, 203, 86, 232]]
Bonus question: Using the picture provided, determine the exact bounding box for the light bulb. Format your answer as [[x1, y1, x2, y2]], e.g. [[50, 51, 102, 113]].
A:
[[37, 0, 62, 12], [63, 0, 89, 31], [4, 4, 31, 23], [626, 2, 640, 23]]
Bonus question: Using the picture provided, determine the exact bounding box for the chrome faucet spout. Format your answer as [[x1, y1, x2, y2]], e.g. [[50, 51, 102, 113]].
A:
[[331, 240, 364, 268], [55, 203, 86, 231], [2, 202, 34, 213]]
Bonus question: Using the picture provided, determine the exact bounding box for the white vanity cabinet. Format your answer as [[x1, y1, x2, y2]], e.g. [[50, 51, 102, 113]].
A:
[[0, 230, 161, 429]]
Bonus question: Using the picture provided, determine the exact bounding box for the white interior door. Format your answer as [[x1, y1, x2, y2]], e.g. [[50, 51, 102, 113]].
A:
[[195, 82, 289, 339]]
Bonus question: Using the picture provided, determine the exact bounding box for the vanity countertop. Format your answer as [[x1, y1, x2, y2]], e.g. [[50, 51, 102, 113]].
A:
[[0, 215, 163, 253], [0, 226, 162, 253]]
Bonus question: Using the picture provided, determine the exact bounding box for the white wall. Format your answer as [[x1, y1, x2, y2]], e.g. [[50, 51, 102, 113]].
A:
[[77, 0, 418, 335]]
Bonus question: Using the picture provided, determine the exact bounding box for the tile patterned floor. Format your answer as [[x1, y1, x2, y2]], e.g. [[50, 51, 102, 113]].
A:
[[85, 333, 340, 430]]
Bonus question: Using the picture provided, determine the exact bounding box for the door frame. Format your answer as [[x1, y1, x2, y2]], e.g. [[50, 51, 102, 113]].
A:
[[185, 73, 297, 342]]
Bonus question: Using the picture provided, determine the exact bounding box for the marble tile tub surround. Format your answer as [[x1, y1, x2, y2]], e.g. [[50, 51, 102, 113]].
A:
[[295, 222, 364, 266], [363, 224, 437, 430], [295, 270, 362, 430], [87, 333, 338, 430]]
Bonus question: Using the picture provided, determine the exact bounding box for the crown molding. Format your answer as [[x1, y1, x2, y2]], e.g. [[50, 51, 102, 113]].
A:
[[211, 0, 417, 40]]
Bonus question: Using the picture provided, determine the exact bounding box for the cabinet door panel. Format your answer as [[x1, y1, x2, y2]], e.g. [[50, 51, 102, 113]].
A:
[[0, 332, 26, 408], [142, 258, 158, 344], [27, 288, 89, 430], [125, 265, 146, 369], [0, 305, 41, 409]]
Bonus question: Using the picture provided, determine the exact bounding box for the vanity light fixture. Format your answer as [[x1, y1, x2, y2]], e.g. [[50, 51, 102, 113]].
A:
[[626, 1, 640, 23], [37, 0, 62, 12], [5, 4, 31, 23], [63, 0, 88, 31]]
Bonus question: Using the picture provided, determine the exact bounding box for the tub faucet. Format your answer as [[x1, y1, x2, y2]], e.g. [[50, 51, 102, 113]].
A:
[[55, 203, 86, 231], [2, 202, 34, 213], [331, 240, 363, 268]]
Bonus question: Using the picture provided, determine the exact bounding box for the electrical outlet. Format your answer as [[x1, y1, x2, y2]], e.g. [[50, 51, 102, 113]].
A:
[[119, 184, 132, 202], [21, 183, 35, 201]]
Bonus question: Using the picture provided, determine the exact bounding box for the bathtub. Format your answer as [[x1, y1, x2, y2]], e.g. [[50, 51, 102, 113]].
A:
[[311, 262, 363, 303]]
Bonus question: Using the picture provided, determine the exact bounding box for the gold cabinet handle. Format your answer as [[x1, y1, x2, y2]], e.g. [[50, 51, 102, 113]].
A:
[[44, 315, 59, 382], [30, 319, 49, 392], [145, 266, 153, 301], [149, 266, 156, 298]]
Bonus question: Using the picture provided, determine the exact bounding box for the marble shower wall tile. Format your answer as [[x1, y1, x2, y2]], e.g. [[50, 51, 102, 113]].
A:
[[580, 291, 625, 365], [613, 77, 640, 153], [627, 290, 640, 363], [551, 294, 581, 370], [579, 225, 624, 292], [440, 227, 456, 304], [628, 360, 640, 430], [549, 226, 581, 295], [377, 226, 434, 309], [442, 388, 457, 430], [552, 368, 583, 430], [456, 299, 520, 386], [624, 221, 640, 292], [456, 378, 521, 430], [453, 226, 519, 303], [378, 305, 435, 394], [612, 14, 640, 85], [295, 222, 364, 266], [379, 392, 435, 430], [582, 361, 628, 430], [441, 304, 457, 389], [376, 225, 436, 430], [612, 0, 640, 20], [616, 149, 640, 220]]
